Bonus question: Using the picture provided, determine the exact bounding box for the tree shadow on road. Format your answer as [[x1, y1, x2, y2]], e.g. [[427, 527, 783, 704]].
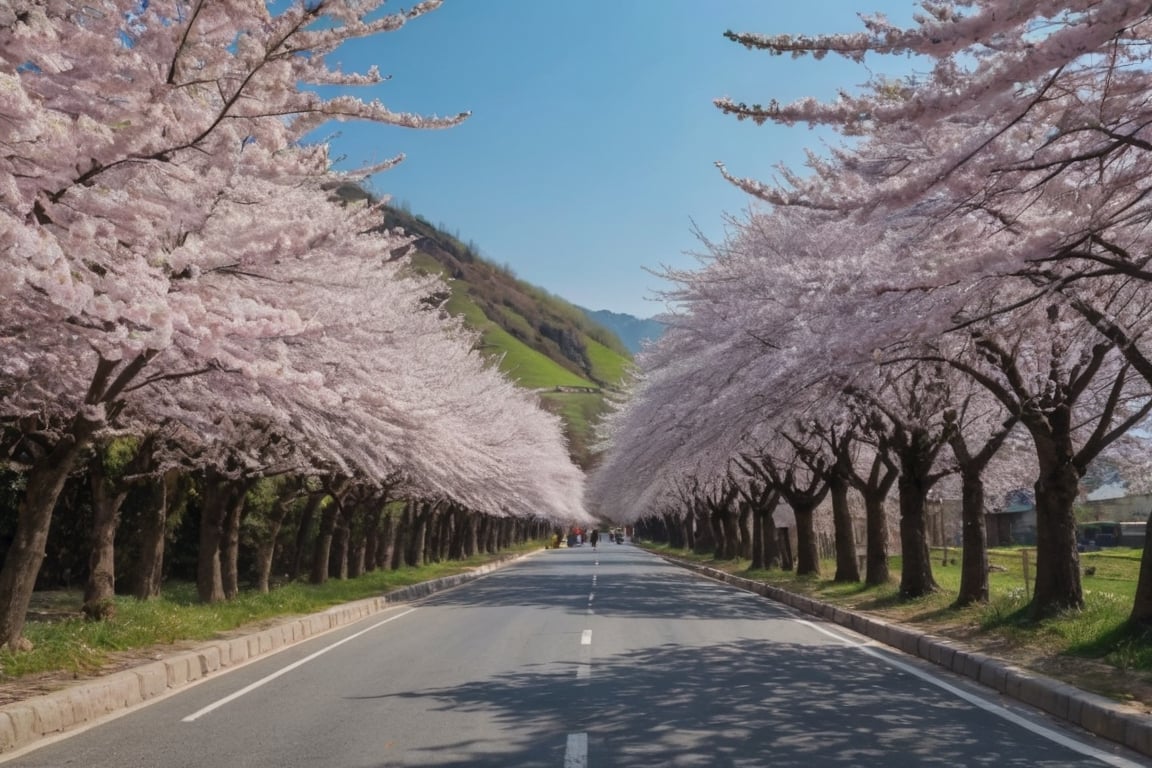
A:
[[352, 637, 1105, 768], [422, 552, 797, 623]]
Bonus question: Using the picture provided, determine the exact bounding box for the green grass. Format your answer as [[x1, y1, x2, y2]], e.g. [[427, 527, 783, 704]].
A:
[[0, 543, 544, 680], [584, 336, 632, 389], [538, 391, 613, 465], [406, 251, 451, 279], [487, 326, 594, 389], [539, 392, 608, 436], [443, 285, 595, 390]]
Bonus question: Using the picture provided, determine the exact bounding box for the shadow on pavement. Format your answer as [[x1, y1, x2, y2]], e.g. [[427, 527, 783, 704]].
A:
[[351, 637, 1108, 768], [422, 550, 795, 623]]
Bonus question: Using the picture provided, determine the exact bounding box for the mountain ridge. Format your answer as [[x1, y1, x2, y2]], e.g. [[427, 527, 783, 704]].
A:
[[578, 307, 665, 355]]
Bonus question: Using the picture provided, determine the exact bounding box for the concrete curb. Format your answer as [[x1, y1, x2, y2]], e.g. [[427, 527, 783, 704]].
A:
[[0, 552, 528, 757], [667, 557, 1152, 759]]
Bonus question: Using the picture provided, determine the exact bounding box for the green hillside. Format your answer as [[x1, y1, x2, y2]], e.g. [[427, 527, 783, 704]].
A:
[[382, 205, 633, 468]]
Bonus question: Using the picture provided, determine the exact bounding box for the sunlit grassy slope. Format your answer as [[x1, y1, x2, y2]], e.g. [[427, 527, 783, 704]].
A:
[[445, 283, 597, 390], [403, 239, 630, 467]]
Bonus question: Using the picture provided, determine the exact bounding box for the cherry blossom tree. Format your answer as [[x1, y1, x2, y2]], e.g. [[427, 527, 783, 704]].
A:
[[0, 0, 477, 647], [704, 3, 1152, 618]]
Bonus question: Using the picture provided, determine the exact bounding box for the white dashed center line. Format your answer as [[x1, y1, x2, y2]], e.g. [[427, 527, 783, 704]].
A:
[[565, 732, 588, 767]]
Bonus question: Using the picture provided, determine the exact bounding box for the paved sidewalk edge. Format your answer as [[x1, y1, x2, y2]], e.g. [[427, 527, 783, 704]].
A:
[[0, 551, 532, 756], [665, 556, 1152, 760]]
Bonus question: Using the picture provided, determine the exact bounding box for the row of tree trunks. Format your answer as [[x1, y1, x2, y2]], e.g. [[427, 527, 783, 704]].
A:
[[647, 514, 670, 548], [8, 454, 536, 628]]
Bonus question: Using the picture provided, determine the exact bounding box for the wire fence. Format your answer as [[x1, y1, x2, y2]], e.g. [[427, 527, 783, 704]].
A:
[[929, 545, 1141, 599]]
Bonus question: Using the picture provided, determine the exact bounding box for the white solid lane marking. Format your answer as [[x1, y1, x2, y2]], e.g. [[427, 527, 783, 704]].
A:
[[565, 732, 588, 767], [182, 608, 417, 722], [795, 619, 1145, 768], [581, 629, 592, 645], [577, 663, 591, 679]]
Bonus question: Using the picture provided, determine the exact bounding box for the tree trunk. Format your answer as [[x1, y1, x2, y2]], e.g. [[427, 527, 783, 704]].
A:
[[714, 506, 736, 560], [658, 513, 679, 549], [755, 489, 782, 570], [692, 503, 715, 555], [391, 504, 412, 569], [422, 505, 439, 564], [863, 494, 890, 587], [349, 540, 365, 579], [255, 497, 292, 594], [447, 505, 466, 560], [436, 508, 453, 562], [290, 493, 319, 582], [363, 505, 383, 573], [750, 505, 764, 570], [1030, 436, 1084, 617], [220, 482, 250, 600], [134, 470, 180, 600], [736, 502, 752, 559], [84, 454, 130, 612], [848, 450, 897, 588], [463, 511, 479, 558], [793, 504, 820, 576], [311, 496, 339, 584], [897, 473, 938, 599], [484, 515, 498, 554], [331, 525, 348, 580], [197, 470, 229, 604], [332, 501, 353, 580], [778, 527, 794, 571], [0, 412, 103, 649], [829, 474, 860, 583], [955, 469, 990, 607], [489, 516, 500, 552], [762, 514, 781, 570], [1128, 511, 1152, 626], [377, 512, 396, 568], [406, 503, 429, 567], [472, 512, 487, 556]]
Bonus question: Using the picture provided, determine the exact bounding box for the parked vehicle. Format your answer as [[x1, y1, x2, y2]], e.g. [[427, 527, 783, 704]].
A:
[[1078, 520, 1146, 550]]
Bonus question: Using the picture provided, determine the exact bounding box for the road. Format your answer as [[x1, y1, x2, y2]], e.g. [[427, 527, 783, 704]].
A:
[[5, 544, 1149, 767]]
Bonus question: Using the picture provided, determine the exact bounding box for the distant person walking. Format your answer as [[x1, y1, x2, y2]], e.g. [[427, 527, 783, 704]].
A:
[[590, 528, 599, 550]]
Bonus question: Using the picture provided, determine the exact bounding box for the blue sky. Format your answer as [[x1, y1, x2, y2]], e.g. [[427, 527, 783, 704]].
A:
[[325, 1, 917, 318]]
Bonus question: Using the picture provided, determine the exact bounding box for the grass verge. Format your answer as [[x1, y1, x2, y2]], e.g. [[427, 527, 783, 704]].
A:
[[0, 542, 543, 681], [641, 543, 1152, 707]]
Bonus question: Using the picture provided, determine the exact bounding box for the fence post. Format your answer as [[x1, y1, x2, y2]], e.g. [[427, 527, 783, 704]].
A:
[[1021, 549, 1031, 598]]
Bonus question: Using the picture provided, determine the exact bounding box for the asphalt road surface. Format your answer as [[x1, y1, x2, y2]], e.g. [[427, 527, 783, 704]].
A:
[[5, 544, 1150, 767]]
